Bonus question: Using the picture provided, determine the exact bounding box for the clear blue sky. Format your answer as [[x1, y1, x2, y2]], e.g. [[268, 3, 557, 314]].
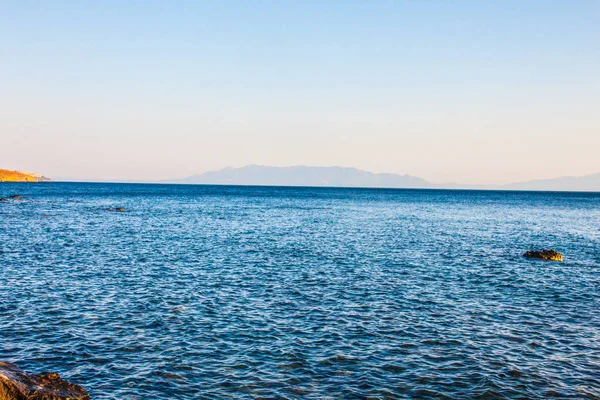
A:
[[1, 1, 599, 183]]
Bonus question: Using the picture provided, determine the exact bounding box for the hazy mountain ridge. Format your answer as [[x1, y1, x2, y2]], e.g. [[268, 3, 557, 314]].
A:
[[167, 165, 433, 188], [502, 172, 600, 192], [167, 166, 600, 192]]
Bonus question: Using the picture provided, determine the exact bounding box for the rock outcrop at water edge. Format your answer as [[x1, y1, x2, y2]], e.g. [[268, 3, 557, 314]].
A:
[[0, 362, 89, 400], [0, 169, 50, 182], [523, 249, 563, 261]]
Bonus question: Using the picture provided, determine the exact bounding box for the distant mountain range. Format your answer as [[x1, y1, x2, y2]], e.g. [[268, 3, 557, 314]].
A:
[[501, 173, 600, 192], [166, 165, 431, 188], [5, 165, 598, 192], [165, 166, 600, 192]]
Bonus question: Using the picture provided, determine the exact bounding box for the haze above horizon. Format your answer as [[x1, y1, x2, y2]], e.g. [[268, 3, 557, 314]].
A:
[[2, 1, 599, 184]]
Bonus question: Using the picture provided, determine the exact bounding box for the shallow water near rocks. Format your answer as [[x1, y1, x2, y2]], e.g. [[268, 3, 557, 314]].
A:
[[1, 183, 599, 399]]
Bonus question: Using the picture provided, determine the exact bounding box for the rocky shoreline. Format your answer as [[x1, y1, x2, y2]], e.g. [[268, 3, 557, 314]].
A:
[[0, 169, 50, 182], [0, 362, 89, 400]]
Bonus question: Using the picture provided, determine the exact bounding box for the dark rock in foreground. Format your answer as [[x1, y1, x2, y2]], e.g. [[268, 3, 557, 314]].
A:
[[523, 249, 563, 261], [0, 362, 89, 400]]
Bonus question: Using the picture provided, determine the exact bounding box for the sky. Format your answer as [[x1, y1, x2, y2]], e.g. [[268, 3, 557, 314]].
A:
[[1, 1, 599, 184]]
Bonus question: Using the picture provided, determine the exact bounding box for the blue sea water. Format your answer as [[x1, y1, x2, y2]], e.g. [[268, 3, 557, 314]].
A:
[[0, 183, 599, 399]]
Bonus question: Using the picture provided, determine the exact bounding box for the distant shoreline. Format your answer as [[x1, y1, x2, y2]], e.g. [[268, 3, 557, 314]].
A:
[[5, 180, 599, 194], [0, 169, 51, 183], [4, 165, 599, 191]]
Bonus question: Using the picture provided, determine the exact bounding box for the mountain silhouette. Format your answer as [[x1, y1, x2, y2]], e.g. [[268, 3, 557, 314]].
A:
[[167, 165, 433, 188]]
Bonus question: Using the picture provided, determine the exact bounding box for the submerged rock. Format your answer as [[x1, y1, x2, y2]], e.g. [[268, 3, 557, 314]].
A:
[[107, 207, 126, 212], [523, 249, 563, 261], [8, 195, 23, 200], [0, 198, 7, 202], [0, 361, 89, 400]]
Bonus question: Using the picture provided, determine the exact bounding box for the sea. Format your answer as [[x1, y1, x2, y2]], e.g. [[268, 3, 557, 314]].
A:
[[0, 182, 599, 399]]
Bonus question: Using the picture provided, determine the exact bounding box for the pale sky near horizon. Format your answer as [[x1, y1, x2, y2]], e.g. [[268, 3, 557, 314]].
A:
[[1, 1, 599, 184]]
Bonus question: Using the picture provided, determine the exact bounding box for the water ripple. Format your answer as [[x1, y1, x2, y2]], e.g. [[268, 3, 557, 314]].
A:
[[0, 183, 599, 399]]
